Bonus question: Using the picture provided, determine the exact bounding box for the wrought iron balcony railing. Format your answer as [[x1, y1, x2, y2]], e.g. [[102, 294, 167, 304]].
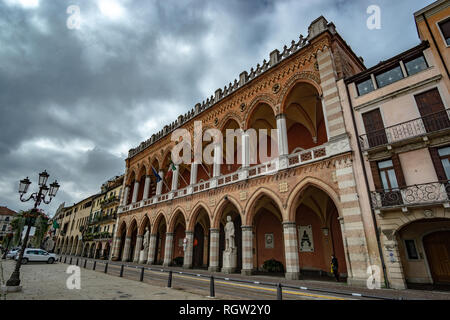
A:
[[371, 180, 450, 210], [359, 109, 450, 151]]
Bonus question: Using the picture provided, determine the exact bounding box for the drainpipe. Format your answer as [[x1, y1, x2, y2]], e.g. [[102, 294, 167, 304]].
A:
[[422, 13, 449, 78], [345, 86, 390, 289]]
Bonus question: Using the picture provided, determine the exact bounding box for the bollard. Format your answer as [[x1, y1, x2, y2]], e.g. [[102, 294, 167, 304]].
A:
[[93, 261, 96, 270], [277, 283, 282, 300], [120, 264, 124, 277], [84, 259, 87, 268], [140, 267, 145, 281], [70, 257, 72, 265], [105, 262, 108, 274], [76, 258, 79, 266], [167, 271, 172, 288], [64, 256, 67, 263], [210, 275, 215, 298]]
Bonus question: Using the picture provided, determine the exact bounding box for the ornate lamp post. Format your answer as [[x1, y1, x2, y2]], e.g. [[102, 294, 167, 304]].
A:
[[1, 229, 14, 259], [6, 170, 59, 288]]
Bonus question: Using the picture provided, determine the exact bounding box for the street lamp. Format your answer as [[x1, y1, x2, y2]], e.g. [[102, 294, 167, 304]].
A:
[[6, 170, 60, 289]]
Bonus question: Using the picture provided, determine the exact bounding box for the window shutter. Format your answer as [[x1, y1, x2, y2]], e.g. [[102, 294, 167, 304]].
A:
[[391, 154, 406, 187], [370, 161, 383, 190], [429, 147, 447, 181]]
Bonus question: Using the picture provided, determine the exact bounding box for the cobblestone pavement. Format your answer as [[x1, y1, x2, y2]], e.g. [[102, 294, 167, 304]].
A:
[[0, 259, 209, 300]]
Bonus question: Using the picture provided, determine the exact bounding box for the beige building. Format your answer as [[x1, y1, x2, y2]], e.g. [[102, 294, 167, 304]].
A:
[[83, 175, 123, 259], [338, 0, 450, 289], [0, 206, 16, 243]]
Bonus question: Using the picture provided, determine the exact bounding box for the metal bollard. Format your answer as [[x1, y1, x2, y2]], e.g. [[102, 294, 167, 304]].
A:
[[76, 258, 79, 266], [210, 275, 215, 298], [104, 262, 108, 273], [84, 259, 87, 268], [277, 283, 282, 300], [93, 261, 96, 270], [70, 257, 72, 265], [140, 267, 145, 281], [167, 271, 172, 288], [120, 264, 124, 277], [64, 256, 67, 263]]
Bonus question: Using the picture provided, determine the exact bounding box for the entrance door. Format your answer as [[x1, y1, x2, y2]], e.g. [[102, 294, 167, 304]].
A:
[[424, 231, 450, 284], [362, 109, 388, 148], [415, 88, 449, 133]]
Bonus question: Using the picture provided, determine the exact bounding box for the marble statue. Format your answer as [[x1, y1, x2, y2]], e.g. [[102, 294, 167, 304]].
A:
[[222, 215, 237, 273], [224, 215, 235, 251]]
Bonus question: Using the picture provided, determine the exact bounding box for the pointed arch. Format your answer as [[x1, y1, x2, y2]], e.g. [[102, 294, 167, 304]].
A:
[[168, 207, 187, 233], [187, 202, 212, 231], [212, 195, 244, 229], [244, 187, 284, 225]]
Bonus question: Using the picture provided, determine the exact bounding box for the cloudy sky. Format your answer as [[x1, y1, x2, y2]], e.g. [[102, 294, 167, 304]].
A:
[[0, 0, 435, 216]]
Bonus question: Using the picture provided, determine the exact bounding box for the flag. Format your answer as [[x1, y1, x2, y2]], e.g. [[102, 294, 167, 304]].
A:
[[167, 161, 176, 178], [152, 167, 162, 182], [52, 220, 60, 229]]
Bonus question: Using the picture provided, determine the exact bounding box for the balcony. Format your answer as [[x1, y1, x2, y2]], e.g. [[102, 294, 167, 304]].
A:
[[359, 109, 450, 152], [89, 212, 117, 225], [371, 180, 450, 213], [118, 137, 350, 214], [83, 232, 113, 241], [100, 196, 119, 208]]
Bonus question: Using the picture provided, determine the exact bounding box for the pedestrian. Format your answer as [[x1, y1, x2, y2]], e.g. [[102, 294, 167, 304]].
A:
[[331, 254, 339, 282]]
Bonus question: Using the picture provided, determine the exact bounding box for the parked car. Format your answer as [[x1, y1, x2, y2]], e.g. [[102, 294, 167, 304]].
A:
[[6, 249, 20, 259], [15, 248, 57, 264]]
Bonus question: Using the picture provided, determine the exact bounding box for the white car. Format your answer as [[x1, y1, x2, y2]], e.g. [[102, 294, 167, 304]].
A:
[[6, 249, 20, 259], [15, 248, 57, 264]]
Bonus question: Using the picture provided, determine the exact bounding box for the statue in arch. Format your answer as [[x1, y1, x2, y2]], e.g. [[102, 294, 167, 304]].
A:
[[224, 216, 235, 252], [143, 227, 150, 250]]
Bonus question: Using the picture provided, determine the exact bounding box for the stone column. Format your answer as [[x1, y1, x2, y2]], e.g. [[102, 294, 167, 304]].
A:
[[241, 133, 250, 168], [208, 228, 220, 272], [382, 232, 407, 289], [111, 236, 120, 260], [241, 226, 253, 275], [73, 241, 79, 257], [147, 234, 157, 264], [190, 163, 198, 185], [122, 185, 130, 205], [133, 235, 143, 263], [171, 164, 180, 191], [156, 171, 164, 195], [163, 232, 174, 267], [122, 236, 131, 261], [143, 175, 151, 200], [131, 181, 139, 203], [213, 144, 221, 177], [183, 231, 194, 269], [283, 222, 300, 280], [276, 113, 289, 156]]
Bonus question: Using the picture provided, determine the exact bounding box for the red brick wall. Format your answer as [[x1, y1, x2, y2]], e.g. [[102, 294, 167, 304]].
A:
[[254, 209, 285, 269], [330, 208, 347, 273]]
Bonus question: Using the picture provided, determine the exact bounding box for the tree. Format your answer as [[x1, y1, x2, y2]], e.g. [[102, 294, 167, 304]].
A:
[[9, 210, 49, 248]]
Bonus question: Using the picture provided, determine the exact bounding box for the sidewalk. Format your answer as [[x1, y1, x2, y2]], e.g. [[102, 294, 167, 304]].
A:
[[0, 259, 209, 300], [95, 256, 450, 300]]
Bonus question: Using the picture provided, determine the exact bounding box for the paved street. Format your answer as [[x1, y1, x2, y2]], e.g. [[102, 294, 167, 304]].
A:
[[0, 259, 208, 300]]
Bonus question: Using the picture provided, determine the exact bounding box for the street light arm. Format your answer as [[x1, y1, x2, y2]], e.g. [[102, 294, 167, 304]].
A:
[[19, 192, 37, 203]]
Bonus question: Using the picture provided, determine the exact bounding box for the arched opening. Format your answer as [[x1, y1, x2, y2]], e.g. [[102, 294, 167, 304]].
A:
[[246, 103, 278, 164], [218, 202, 242, 272], [103, 241, 111, 259], [95, 242, 103, 259], [89, 243, 95, 258], [154, 215, 167, 265], [294, 186, 347, 279], [128, 220, 138, 262], [396, 218, 450, 289], [171, 211, 186, 266], [117, 222, 127, 260], [127, 171, 136, 205], [192, 207, 211, 269], [221, 119, 242, 175], [252, 195, 285, 274], [283, 82, 327, 153], [136, 166, 147, 202], [161, 152, 173, 194]]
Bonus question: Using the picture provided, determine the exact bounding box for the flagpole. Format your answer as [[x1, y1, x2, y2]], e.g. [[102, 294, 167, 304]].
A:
[[199, 162, 212, 179], [151, 165, 171, 193]]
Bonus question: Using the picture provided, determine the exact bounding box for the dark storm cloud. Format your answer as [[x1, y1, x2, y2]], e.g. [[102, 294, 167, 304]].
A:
[[0, 0, 435, 215]]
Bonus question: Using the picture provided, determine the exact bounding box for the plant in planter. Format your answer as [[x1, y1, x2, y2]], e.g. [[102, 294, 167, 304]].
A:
[[173, 256, 184, 266], [262, 259, 285, 273]]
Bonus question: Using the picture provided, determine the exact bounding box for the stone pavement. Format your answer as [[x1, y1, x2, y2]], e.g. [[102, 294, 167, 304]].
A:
[[0, 259, 209, 300]]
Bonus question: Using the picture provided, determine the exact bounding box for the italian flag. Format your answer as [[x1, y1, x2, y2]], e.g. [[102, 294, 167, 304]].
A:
[[167, 161, 176, 178]]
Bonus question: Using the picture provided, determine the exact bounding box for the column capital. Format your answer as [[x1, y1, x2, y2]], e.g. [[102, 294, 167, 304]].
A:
[[241, 225, 253, 231], [209, 228, 219, 233], [185, 231, 194, 235], [275, 113, 286, 120], [150, 233, 157, 238], [137, 235, 143, 239], [165, 232, 174, 237], [282, 221, 296, 227]]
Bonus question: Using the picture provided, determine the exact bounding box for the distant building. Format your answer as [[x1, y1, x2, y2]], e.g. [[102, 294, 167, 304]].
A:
[[0, 206, 16, 242]]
